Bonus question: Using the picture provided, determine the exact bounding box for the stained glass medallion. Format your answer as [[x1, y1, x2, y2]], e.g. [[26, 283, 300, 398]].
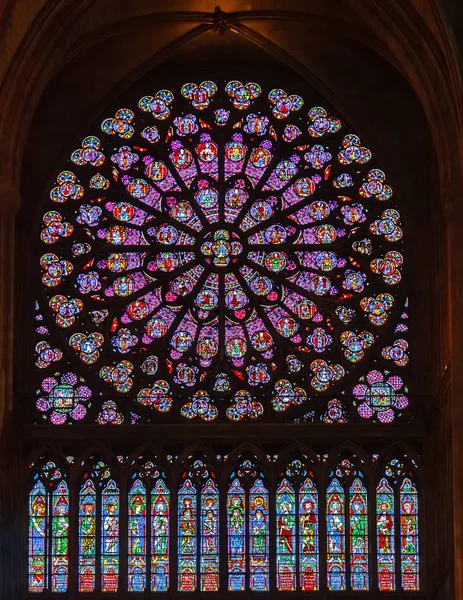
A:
[[34, 80, 409, 424]]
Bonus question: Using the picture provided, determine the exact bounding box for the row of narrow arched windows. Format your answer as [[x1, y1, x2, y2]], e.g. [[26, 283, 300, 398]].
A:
[[28, 453, 419, 594]]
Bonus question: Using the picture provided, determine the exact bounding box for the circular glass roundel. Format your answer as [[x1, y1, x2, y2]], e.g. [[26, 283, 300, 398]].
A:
[[35, 80, 408, 425]]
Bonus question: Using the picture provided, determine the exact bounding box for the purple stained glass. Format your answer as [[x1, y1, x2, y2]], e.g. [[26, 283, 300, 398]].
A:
[[34, 81, 408, 425]]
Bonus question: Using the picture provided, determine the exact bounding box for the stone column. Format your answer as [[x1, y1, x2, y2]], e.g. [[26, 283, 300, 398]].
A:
[[0, 185, 20, 439], [0, 184, 21, 600], [443, 183, 463, 600]]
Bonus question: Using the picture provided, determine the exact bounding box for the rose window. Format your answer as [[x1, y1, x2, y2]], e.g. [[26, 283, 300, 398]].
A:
[[34, 80, 409, 424]]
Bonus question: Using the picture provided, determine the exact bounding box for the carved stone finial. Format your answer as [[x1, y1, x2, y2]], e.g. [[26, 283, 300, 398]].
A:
[[213, 6, 229, 35]]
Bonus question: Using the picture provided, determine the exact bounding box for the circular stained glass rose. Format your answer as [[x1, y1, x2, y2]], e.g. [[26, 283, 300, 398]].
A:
[[34, 80, 408, 424]]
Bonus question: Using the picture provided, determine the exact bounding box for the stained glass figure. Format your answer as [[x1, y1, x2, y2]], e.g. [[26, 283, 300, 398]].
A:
[[28, 481, 47, 592], [326, 478, 346, 591], [376, 478, 395, 590], [78, 480, 97, 592], [249, 479, 269, 591], [151, 479, 170, 592], [227, 479, 246, 591], [276, 479, 296, 590], [299, 478, 318, 590], [101, 480, 120, 592], [200, 479, 219, 591], [349, 478, 368, 590], [34, 81, 408, 426], [178, 479, 197, 591], [51, 482, 69, 592], [128, 479, 147, 592], [400, 478, 419, 590]]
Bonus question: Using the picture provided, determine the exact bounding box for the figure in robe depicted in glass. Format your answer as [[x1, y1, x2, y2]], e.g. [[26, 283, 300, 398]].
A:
[[29, 481, 47, 592], [227, 479, 246, 591], [200, 479, 219, 591], [178, 479, 197, 591], [349, 478, 368, 591], [249, 479, 269, 591], [78, 480, 96, 592], [151, 479, 170, 592], [128, 480, 146, 592], [51, 482, 69, 592], [299, 478, 319, 590], [400, 478, 419, 591], [326, 479, 346, 591], [376, 478, 395, 591], [276, 479, 296, 590], [101, 480, 120, 592]]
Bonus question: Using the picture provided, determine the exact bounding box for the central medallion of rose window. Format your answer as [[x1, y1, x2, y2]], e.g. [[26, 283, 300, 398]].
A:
[[201, 230, 243, 267]]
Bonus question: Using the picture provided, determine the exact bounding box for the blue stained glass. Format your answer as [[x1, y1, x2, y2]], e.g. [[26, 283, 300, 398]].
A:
[[78, 480, 96, 592], [29, 481, 47, 592], [400, 478, 419, 590], [151, 479, 170, 591], [128, 479, 147, 592], [200, 479, 219, 591], [326, 478, 346, 591], [249, 479, 269, 591], [178, 479, 197, 591], [101, 479, 120, 592], [349, 478, 369, 590], [51, 481, 69, 592], [227, 478, 246, 591], [276, 479, 296, 590], [299, 478, 318, 590]]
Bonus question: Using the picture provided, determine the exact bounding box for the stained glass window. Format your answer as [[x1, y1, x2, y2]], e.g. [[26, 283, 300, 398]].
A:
[[227, 478, 246, 591], [28, 460, 69, 593], [200, 479, 219, 591], [101, 480, 120, 591], [128, 479, 147, 591], [29, 481, 47, 592], [349, 478, 368, 590], [33, 80, 409, 426], [77, 460, 119, 592], [376, 458, 420, 592], [276, 457, 319, 591], [249, 479, 269, 591], [127, 460, 171, 591], [78, 480, 97, 592], [299, 478, 318, 590], [226, 458, 269, 591], [178, 479, 197, 591], [326, 458, 369, 591], [400, 478, 419, 591], [27, 74, 420, 595], [276, 479, 296, 590], [28, 449, 419, 593], [326, 478, 346, 590], [151, 478, 170, 591], [377, 478, 395, 590]]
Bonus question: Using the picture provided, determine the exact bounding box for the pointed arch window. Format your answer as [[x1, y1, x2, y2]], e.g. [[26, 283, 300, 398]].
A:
[[127, 459, 170, 592], [400, 478, 419, 590], [227, 457, 269, 592], [376, 458, 419, 592], [77, 460, 120, 592], [128, 478, 148, 591], [28, 459, 69, 593], [327, 458, 369, 591], [276, 456, 319, 591], [178, 457, 219, 592]]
